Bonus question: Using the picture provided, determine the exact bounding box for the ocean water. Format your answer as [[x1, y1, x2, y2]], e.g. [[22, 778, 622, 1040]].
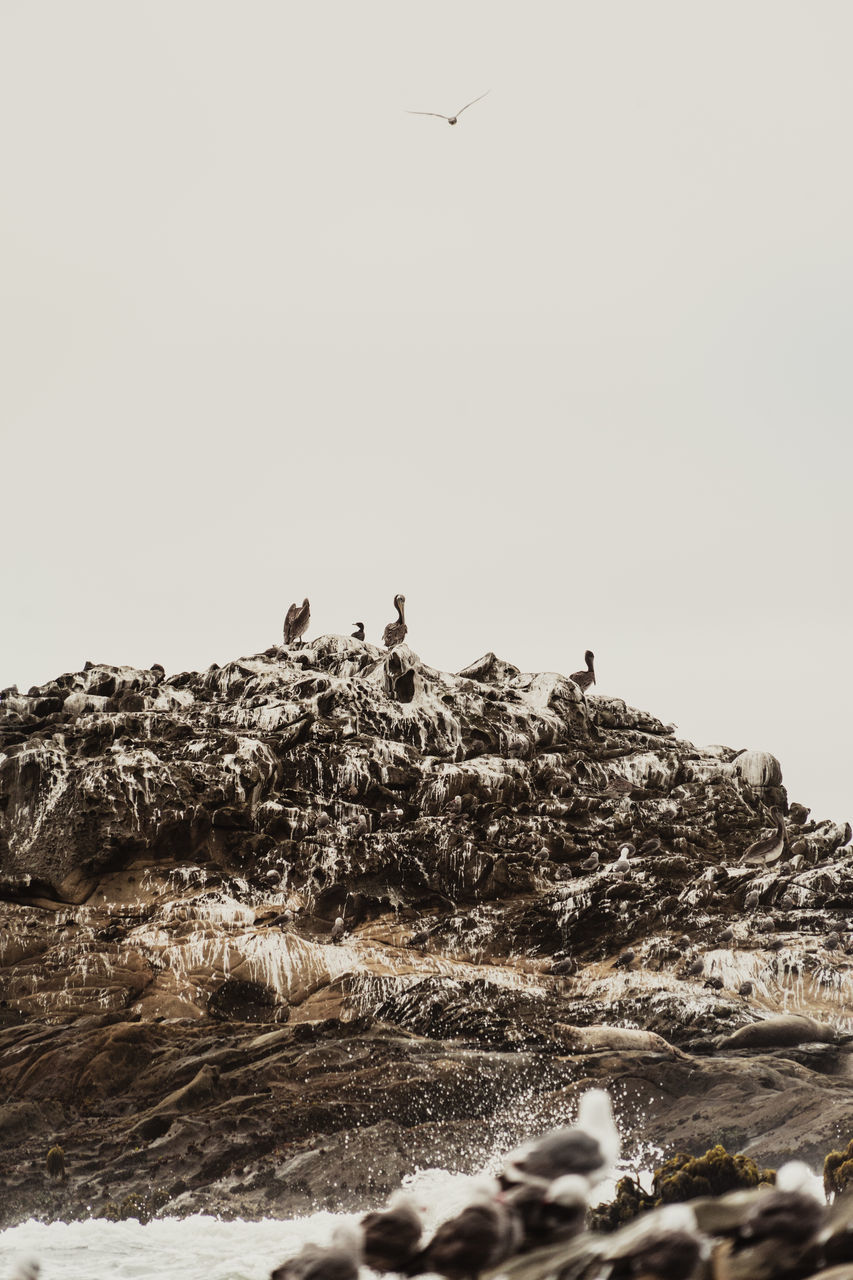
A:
[[0, 1168, 483, 1280]]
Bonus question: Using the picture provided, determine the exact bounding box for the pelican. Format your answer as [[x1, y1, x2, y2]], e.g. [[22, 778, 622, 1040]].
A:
[[283, 598, 310, 647], [383, 594, 407, 648], [741, 809, 786, 866], [407, 90, 490, 126], [570, 650, 596, 692], [352, 622, 365, 640]]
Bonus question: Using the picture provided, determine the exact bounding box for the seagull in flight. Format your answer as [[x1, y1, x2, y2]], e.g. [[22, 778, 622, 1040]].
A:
[[408, 90, 490, 125]]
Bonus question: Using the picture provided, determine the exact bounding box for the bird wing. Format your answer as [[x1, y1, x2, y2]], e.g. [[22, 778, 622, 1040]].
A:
[[455, 89, 490, 115], [407, 110, 450, 119]]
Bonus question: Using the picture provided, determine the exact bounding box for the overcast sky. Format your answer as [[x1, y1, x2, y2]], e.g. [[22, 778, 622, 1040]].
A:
[[2, 2, 851, 825]]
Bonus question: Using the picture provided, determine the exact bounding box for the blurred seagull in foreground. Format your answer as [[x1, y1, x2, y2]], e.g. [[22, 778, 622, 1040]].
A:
[[408, 90, 490, 125], [499, 1088, 620, 1192]]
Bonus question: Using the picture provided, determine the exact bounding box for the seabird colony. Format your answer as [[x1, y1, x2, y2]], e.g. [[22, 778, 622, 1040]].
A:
[[267, 1093, 849, 1280], [270, 1089, 620, 1280], [281, 595, 409, 651]]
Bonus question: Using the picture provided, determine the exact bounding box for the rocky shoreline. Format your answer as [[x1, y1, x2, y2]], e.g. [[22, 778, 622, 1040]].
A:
[[1, 637, 851, 1229]]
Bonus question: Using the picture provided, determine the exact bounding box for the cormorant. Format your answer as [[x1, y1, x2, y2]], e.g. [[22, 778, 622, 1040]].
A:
[[351, 622, 365, 641]]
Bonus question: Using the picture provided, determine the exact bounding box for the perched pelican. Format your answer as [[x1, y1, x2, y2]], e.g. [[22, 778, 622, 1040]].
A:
[[383, 594, 407, 648], [570, 650, 596, 692], [351, 622, 365, 641], [408, 90, 490, 126], [741, 809, 786, 866], [283, 598, 310, 647]]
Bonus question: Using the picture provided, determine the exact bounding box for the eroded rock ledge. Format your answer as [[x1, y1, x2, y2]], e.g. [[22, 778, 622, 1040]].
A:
[[0, 638, 851, 1227]]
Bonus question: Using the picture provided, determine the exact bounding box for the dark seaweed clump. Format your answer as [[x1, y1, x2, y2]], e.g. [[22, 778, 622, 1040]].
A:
[[590, 1145, 776, 1231]]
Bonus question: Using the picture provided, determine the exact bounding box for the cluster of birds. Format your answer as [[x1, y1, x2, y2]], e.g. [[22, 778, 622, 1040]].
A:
[[283, 595, 407, 650], [271, 1089, 619, 1279], [268, 1088, 844, 1280], [284, 595, 597, 706]]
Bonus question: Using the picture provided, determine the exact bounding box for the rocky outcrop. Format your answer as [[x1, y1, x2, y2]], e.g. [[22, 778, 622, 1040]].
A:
[[0, 637, 852, 1228]]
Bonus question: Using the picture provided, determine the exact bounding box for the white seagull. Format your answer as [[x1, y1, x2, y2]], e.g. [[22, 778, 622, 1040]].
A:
[[407, 90, 490, 125]]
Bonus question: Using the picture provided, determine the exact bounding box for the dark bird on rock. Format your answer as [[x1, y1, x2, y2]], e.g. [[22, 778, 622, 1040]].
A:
[[383, 594, 408, 648], [639, 835, 662, 856], [351, 622, 365, 641], [720, 926, 735, 944], [704, 976, 724, 991], [500, 1089, 620, 1191], [691, 1161, 824, 1277], [685, 956, 704, 977], [745, 890, 761, 910], [45, 1145, 66, 1182], [738, 981, 754, 998], [499, 1174, 588, 1250], [11, 1264, 40, 1280], [550, 957, 577, 976], [410, 1183, 522, 1279], [283, 598, 311, 647], [330, 916, 346, 943], [360, 1190, 424, 1273], [614, 949, 635, 969], [408, 90, 490, 125], [531, 1202, 703, 1280], [741, 809, 786, 867], [271, 1225, 362, 1280], [600, 1204, 704, 1280], [570, 650, 596, 693], [825, 931, 841, 951]]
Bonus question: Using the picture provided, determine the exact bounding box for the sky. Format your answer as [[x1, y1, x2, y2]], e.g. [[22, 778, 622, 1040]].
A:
[[1, 1, 851, 825]]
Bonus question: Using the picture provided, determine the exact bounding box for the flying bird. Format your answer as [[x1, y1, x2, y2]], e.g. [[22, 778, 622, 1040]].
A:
[[408, 90, 490, 125]]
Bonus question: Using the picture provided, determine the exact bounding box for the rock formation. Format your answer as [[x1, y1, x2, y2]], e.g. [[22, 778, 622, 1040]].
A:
[[0, 636, 851, 1228]]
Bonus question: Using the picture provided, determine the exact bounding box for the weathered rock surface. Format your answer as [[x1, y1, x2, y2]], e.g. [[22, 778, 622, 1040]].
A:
[[1, 637, 852, 1228]]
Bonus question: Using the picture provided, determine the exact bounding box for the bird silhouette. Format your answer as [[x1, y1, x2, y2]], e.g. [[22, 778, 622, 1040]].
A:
[[408, 90, 490, 125]]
